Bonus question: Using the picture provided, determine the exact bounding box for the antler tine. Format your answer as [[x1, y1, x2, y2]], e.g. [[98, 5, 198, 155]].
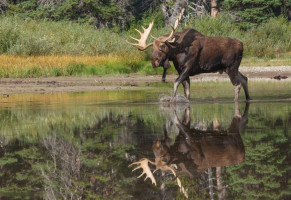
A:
[[129, 36, 139, 42], [160, 165, 177, 176], [128, 158, 157, 186], [131, 165, 142, 172], [160, 8, 185, 43], [135, 28, 142, 35], [177, 177, 189, 199], [151, 35, 158, 40], [174, 7, 184, 30], [153, 168, 159, 174], [130, 159, 188, 198], [158, 164, 189, 199], [126, 21, 154, 51]]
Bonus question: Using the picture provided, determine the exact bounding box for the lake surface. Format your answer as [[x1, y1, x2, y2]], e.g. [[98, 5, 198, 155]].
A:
[[1, 82, 291, 200]]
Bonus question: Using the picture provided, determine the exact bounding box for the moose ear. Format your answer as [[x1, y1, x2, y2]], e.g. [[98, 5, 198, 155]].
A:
[[159, 44, 166, 50]]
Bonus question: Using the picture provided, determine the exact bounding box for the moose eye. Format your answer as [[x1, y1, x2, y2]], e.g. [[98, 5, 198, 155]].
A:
[[160, 44, 166, 50]]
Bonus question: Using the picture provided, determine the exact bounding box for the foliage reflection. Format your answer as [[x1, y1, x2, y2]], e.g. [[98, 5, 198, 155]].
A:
[[0, 100, 291, 199]]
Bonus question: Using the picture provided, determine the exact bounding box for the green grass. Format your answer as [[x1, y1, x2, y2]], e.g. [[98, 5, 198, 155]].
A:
[[0, 16, 290, 77], [0, 16, 290, 58], [1, 57, 291, 78], [0, 17, 138, 57], [242, 54, 291, 66]]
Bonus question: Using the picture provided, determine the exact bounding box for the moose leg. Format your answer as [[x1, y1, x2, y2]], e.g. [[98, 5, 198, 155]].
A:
[[182, 78, 190, 99], [162, 68, 167, 82], [173, 108, 191, 139], [230, 72, 251, 101], [227, 70, 241, 102], [173, 68, 191, 98], [234, 84, 241, 102], [182, 105, 191, 126], [234, 100, 241, 117], [238, 72, 251, 100]]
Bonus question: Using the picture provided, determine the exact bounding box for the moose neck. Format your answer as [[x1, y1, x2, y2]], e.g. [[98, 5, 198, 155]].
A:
[[166, 42, 181, 61], [170, 49, 187, 73]]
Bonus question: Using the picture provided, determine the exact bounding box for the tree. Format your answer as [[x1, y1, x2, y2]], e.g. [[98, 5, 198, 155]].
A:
[[221, 0, 290, 29], [0, 0, 8, 13], [186, 0, 209, 19], [226, 111, 291, 199], [211, 0, 218, 17], [3, 0, 125, 28]]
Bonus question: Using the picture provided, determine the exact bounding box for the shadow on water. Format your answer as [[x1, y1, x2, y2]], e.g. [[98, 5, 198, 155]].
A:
[[1, 93, 291, 199]]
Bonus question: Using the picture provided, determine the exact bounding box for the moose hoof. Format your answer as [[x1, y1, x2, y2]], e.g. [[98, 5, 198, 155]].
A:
[[246, 97, 253, 101]]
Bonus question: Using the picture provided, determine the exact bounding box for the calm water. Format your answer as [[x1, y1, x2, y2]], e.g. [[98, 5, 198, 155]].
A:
[[1, 82, 291, 200]]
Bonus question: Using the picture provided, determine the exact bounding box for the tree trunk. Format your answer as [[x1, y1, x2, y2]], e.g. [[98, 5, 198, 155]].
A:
[[211, 0, 218, 18], [0, 0, 8, 13], [216, 167, 226, 200], [208, 168, 214, 200], [161, 0, 187, 25]]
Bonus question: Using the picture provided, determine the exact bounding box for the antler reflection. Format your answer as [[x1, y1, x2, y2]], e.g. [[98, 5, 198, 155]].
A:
[[128, 158, 157, 185], [129, 157, 189, 198]]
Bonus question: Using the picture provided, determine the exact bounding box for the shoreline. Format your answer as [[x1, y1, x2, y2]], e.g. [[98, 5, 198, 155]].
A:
[[1, 66, 291, 95]]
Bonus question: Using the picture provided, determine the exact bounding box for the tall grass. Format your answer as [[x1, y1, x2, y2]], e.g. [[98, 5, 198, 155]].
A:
[[0, 17, 138, 56], [0, 16, 290, 77], [0, 55, 153, 77], [1, 16, 290, 58]]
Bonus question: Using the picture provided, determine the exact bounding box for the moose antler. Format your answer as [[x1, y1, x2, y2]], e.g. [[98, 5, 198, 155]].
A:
[[129, 158, 157, 185], [155, 164, 189, 199], [129, 158, 188, 199], [160, 8, 185, 43], [126, 21, 154, 51]]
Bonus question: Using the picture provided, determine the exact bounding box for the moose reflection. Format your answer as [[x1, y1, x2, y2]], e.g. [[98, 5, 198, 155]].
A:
[[129, 102, 249, 199]]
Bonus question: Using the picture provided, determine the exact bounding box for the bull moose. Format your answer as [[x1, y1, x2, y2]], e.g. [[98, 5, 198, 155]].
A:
[[127, 8, 251, 101], [129, 102, 249, 198]]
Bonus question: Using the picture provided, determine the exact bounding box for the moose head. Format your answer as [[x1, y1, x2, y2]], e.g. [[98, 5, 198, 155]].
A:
[[127, 9, 185, 71]]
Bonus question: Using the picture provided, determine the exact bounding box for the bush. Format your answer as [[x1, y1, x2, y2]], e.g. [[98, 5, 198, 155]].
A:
[[0, 18, 20, 53], [0, 16, 139, 57], [186, 14, 242, 38], [243, 17, 291, 57]]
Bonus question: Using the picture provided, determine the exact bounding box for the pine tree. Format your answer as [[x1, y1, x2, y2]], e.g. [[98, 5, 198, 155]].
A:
[[222, 0, 290, 29]]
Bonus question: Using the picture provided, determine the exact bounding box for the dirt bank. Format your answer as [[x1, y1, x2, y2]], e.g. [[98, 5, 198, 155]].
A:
[[0, 66, 290, 95]]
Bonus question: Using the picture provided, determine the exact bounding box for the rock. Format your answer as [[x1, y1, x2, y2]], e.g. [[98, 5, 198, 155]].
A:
[[272, 75, 288, 80]]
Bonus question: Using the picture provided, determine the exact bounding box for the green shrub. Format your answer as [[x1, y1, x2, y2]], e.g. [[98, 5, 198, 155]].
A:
[[221, 0, 288, 29], [0, 18, 20, 53], [243, 17, 291, 57], [51, 67, 62, 76], [65, 63, 85, 76], [0, 17, 137, 57], [0, 15, 290, 59], [23, 66, 43, 77], [186, 14, 241, 38]]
